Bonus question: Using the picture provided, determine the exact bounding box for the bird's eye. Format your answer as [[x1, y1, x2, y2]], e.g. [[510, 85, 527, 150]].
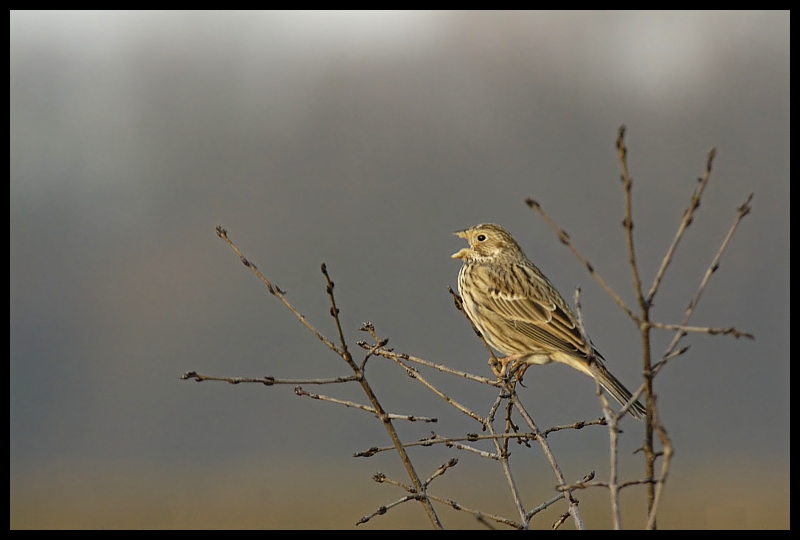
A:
[[477, 234, 487, 242]]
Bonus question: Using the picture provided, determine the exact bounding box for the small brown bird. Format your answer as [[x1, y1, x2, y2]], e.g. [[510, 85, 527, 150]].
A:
[[452, 223, 646, 420]]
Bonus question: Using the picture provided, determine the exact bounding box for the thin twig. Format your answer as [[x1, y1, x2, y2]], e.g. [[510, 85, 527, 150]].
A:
[[356, 494, 421, 526], [360, 338, 388, 372], [213, 228, 443, 528], [524, 200, 639, 323], [646, 398, 674, 530], [486, 414, 529, 526], [364, 345, 501, 387], [552, 512, 571, 530], [427, 494, 523, 529], [650, 322, 754, 340], [612, 128, 658, 518], [321, 263, 354, 365], [424, 458, 459, 487], [293, 387, 437, 422], [353, 419, 605, 458], [544, 418, 608, 434], [380, 351, 485, 425], [354, 437, 499, 459], [371, 472, 411, 491], [662, 193, 756, 360], [509, 391, 584, 529], [450, 284, 584, 529], [557, 478, 654, 491], [574, 288, 622, 529], [528, 472, 595, 520], [646, 148, 717, 305], [215, 226, 342, 356], [617, 126, 647, 312], [180, 371, 359, 385]]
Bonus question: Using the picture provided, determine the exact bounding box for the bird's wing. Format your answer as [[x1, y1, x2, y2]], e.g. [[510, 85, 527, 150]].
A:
[[476, 262, 592, 358]]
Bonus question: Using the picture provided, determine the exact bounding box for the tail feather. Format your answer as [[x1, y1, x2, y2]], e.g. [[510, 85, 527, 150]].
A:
[[549, 350, 647, 421], [594, 363, 646, 420]]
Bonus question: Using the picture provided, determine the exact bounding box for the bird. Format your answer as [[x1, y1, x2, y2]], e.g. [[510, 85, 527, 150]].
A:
[[452, 223, 646, 420]]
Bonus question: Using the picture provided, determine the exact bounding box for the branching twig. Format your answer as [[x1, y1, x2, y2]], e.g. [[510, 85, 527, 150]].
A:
[[353, 422, 605, 458], [524, 200, 639, 323], [662, 193, 756, 361], [617, 125, 647, 312], [215, 227, 343, 356], [362, 345, 501, 387], [508, 389, 584, 529], [528, 472, 595, 520], [180, 371, 359, 385], [196, 127, 753, 530], [209, 228, 443, 528], [293, 387, 438, 422], [650, 322, 754, 339], [429, 494, 523, 529], [424, 458, 459, 487], [646, 148, 717, 305], [449, 286, 585, 529], [321, 263, 353, 364], [575, 287, 623, 529], [646, 398, 673, 530], [356, 494, 422, 526]]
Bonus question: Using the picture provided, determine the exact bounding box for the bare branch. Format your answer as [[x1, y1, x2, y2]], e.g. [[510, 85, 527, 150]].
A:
[[371, 471, 411, 491], [646, 398, 674, 530], [215, 227, 342, 356], [353, 419, 606, 459], [552, 512, 571, 530], [616, 125, 647, 312], [646, 148, 717, 304], [427, 494, 523, 529], [180, 371, 359, 385], [424, 458, 459, 487], [509, 391, 585, 529], [359, 338, 388, 372], [575, 287, 622, 529], [205, 127, 753, 529], [356, 494, 421, 526], [662, 193, 756, 360], [354, 437, 500, 460], [524, 200, 639, 322], [650, 322, 754, 340], [364, 345, 501, 387], [557, 478, 654, 491], [528, 472, 595, 520], [321, 262, 355, 368], [213, 228, 444, 528], [543, 418, 607, 434], [293, 387, 437, 422], [449, 282, 585, 529], [380, 351, 485, 424]]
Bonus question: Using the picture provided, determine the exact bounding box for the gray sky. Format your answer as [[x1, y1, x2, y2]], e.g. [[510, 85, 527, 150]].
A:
[[11, 11, 788, 529]]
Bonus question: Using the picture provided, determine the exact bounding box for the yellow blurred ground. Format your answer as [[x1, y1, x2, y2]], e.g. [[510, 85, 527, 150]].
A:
[[10, 458, 789, 529]]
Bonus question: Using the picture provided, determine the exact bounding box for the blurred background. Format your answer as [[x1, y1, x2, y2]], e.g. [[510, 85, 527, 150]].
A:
[[10, 11, 788, 529]]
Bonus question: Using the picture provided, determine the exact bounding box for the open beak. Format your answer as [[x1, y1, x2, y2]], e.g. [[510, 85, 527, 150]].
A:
[[452, 229, 470, 259]]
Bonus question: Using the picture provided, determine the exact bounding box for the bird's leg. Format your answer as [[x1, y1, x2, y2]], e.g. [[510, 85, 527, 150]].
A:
[[509, 362, 532, 382], [490, 353, 525, 379]]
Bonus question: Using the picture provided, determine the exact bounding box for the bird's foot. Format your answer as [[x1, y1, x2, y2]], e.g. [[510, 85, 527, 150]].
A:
[[490, 354, 525, 380]]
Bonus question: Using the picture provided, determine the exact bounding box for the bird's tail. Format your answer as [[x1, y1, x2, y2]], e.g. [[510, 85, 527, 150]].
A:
[[593, 362, 646, 421]]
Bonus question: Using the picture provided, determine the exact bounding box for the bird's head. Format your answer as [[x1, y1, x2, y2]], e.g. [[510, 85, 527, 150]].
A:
[[451, 223, 523, 261]]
